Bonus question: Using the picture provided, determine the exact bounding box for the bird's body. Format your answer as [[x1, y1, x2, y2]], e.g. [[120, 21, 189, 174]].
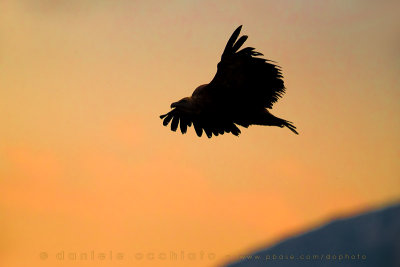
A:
[[160, 25, 298, 138]]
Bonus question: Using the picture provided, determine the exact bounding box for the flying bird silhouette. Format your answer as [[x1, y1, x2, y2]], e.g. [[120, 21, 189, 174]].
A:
[[160, 25, 298, 138]]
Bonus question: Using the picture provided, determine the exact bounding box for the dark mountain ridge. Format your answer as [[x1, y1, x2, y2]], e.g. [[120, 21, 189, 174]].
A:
[[224, 203, 400, 267]]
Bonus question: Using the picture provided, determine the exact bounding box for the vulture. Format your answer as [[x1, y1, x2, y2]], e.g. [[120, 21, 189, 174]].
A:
[[160, 25, 298, 138]]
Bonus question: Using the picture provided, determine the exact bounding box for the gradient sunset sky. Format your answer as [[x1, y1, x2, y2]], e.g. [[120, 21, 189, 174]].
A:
[[1, 1, 399, 267]]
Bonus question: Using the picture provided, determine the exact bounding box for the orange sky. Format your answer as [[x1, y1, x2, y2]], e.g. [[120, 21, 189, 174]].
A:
[[1, 1, 399, 266]]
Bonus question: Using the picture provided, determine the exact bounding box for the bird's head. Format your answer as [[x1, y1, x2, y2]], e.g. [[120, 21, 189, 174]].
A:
[[170, 97, 193, 112]]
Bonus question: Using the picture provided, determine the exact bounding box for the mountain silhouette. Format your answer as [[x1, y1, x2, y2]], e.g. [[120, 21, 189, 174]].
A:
[[224, 203, 400, 267]]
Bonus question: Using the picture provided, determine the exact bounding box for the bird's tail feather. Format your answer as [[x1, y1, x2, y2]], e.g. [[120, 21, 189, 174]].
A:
[[282, 120, 298, 135], [257, 114, 298, 135]]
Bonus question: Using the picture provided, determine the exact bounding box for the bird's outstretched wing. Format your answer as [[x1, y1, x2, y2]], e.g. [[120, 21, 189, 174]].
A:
[[160, 108, 241, 138], [208, 25, 285, 109]]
